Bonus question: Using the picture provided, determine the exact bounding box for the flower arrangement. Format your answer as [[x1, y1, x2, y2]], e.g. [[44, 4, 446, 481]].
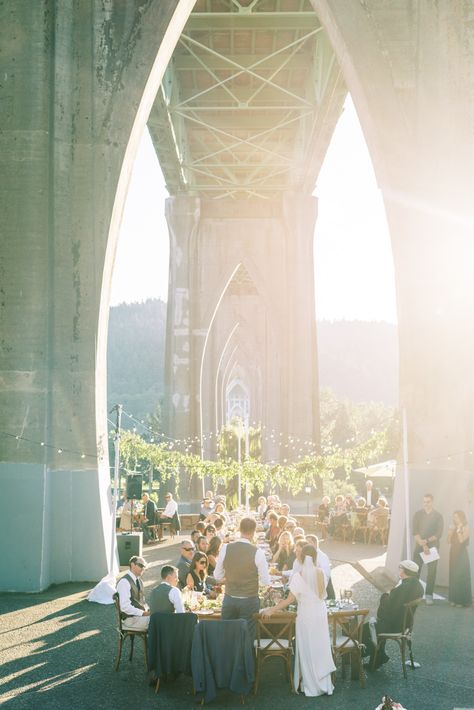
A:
[[375, 696, 407, 710]]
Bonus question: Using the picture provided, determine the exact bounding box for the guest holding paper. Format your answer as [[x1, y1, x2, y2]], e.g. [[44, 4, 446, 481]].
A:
[[412, 493, 444, 605], [448, 510, 472, 607]]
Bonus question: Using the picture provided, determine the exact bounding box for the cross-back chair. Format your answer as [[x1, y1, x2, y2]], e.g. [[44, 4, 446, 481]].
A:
[[254, 612, 296, 694], [113, 592, 148, 671], [329, 608, 369, 688], [372, 597, 423, 678]]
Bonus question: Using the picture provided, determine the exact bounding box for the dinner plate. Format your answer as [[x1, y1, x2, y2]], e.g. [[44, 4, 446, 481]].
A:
[[198, 609, 216, 615], [270, 582, 284, 588]]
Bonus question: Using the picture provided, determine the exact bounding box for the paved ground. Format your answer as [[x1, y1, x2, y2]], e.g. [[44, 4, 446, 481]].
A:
[[1, 537, 473, 710]]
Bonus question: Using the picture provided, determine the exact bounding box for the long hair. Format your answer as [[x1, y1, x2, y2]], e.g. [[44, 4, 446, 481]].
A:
[[190, 552, 208, 580], [301, 544, 317, 565], [454, 510, 468, 526]]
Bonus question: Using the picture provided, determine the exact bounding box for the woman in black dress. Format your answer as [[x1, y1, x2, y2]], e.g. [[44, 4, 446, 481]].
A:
[[186, 552, 208, 592], [448, 510, 472, 607]]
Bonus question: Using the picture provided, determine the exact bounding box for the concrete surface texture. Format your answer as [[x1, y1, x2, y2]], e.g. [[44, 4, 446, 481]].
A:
[[1, 537, 473, 710], [1, 0, 474, 595]]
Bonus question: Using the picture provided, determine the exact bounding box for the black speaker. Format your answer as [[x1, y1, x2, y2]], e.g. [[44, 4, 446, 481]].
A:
[[126, 473, 143, 499]]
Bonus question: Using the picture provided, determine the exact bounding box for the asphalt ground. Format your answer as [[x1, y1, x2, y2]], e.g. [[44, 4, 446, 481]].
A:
[[1, 537, 473, 710]]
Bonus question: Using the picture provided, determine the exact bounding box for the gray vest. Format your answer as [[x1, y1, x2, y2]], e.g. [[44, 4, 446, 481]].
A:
[[224, 541, 258, 597], [149, 583, 175, 614], [120, 573, 146, 619]]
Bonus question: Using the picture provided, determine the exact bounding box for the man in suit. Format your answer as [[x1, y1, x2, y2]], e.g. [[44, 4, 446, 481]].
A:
[[363, 559, 424, 668], [214, 517, 270, 637], [141, 493, 157, 544]]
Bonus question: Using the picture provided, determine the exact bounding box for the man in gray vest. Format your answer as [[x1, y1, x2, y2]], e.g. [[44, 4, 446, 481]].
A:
[[149, 565, 184, 614], [116, 555, 150, 630], [214, 517, 270, 636]]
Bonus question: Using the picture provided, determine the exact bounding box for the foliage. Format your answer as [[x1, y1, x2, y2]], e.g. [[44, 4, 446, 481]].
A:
[[117, 428, 389, 500]]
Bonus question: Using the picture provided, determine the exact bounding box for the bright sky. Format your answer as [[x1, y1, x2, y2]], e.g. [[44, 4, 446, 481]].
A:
[[111, 96, 397, 324]]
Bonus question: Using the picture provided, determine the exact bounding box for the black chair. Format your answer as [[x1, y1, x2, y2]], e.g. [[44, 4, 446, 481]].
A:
[[372, 598, 423, 678], [113, 593, 148, 671]]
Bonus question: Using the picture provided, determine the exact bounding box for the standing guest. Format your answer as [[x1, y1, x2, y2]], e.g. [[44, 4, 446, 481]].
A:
[[214, 517, 270, 637], [207, 536, 222, 575], [412, 493, 444, 605], [149, 565, 184, 614], [197, 536, 209, 554], [141, 493, 157, 544], [186, 553, 209, 592], [448, 510, 472, 607], [263, 545, 335, 696], [365, 479, 379, 508], [204, 524, 217, 542], [362, 560, 423, 668], [116, 556, 150, 630], [272, 531, 295, 571], [156, 492, 178, 524], [118, 494, 133, 531], [306, 534, 335, 600], [176, 539, 195, 589]]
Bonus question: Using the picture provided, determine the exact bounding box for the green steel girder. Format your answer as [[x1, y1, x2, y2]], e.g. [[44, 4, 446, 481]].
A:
[[148, 0, 347, 199]]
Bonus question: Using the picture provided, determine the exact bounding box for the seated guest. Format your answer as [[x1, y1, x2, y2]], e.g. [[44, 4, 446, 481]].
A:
[[344, 494, 357, 512], [306, 534, 335, 599], [197, 535, 209, 554], [256, 495, 267, 518], [265, 512, 280, 548], [195, 520, 206, 534], [186, 553, 209, 592], [191, 529, 201, 545], [363, 560, 423, 668], [328, 495, 349, 535], [351, 497, 369, 531], [214, 501, 230, 523], [285, 519, 297, 536], [280, 503, 291, 518], [149, 565, 184, 614], [156, 492, 178, 525], [204, 524, 217, 541], [213, 517, 226, 540], [176, 539, 195, 589], [293, 526, 305, 537], [207, 536, 222, 575], [200, 496, 214, 521], [116, 556, 150, 629], [368, 497, 390, 525], [141, 493, 157, 544], [272, 531, 296, 571], [317, 496, 331, 523]]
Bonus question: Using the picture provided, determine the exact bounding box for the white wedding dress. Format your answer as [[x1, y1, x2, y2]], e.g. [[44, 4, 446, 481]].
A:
[[289, 557, 335, 697]]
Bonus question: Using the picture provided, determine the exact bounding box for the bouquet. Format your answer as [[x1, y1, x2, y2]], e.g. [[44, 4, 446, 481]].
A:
[[375, 696, 407, 710]]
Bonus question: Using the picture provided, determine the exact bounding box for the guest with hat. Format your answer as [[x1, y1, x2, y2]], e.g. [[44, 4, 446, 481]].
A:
[[363, 559, 424, 668]]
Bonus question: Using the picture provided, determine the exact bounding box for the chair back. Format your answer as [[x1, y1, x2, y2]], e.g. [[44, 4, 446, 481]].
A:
[[330, 608, 369, 652], [113, 593, 124, 629], [255, 612, 296, 653], [401, 598, 423, 635]]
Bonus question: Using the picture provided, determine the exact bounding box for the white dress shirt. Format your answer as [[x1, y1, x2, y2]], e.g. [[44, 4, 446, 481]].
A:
[[162, 499, 178, 518], [163, 582, 185, 613], [116, 571, 149, 616], [214, 537, 271, 590]]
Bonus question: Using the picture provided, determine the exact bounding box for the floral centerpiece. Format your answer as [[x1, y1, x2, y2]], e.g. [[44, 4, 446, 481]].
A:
[[375, 696, 407, 710], [183, 591, 223, 613]]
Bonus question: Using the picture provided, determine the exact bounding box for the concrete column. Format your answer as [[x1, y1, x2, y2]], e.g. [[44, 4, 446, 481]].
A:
[[164, 196, 201, 445], [0, 0, 190, 591]]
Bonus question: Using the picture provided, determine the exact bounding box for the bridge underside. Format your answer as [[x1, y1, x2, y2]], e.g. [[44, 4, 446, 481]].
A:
[[1, 0, 474, 591]]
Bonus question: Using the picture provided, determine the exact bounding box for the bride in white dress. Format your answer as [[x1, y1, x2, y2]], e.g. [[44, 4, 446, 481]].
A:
[[262, 544, 335, 696]]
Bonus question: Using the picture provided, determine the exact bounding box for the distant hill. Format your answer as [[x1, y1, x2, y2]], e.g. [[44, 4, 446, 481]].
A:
[[317, 320, 398, 405], [107, 300, 398, 421]]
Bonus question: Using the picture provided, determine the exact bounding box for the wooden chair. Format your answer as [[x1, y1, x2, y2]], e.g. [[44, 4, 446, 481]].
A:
[[367, 514, 390, 545], [333, 522, 352, 542], [113, 593, 148, 671], [329, 608, 369, 688], [254, 612, 296, 694], [372, 598, 423, 678], [351, 511, 370, 543]]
